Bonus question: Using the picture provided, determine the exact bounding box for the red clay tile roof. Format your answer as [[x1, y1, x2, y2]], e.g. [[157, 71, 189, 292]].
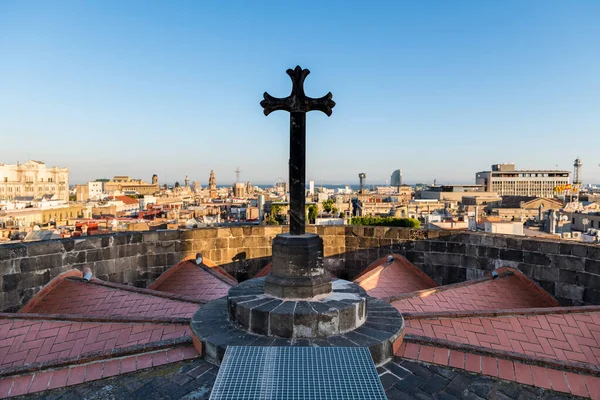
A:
[[404, 309, 600, 371], [20, 278, 200, 319], [114, 196, 139, 205], [0, 346, 199, 397], [354, 254, 438, 298], [0, 317, 191, 371], [396, 341, 600, 398], [148, 261, 233, 301], [392, 273, 559, 313]]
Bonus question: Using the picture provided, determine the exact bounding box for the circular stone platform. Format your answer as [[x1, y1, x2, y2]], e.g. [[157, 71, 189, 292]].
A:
[[227, 278, 366, 338], [191, 278, 405, 366]]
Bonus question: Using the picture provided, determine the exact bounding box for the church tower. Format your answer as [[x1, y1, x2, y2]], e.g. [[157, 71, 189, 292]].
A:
[[185, 175, 190, 188], [209, 170, 217, 199]]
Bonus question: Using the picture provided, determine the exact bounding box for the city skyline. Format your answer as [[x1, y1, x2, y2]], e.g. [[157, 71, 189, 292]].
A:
[[1, 0, 599, 184]]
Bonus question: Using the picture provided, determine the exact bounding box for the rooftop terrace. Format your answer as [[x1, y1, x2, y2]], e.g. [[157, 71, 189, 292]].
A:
[[0, 226, 599, 398]]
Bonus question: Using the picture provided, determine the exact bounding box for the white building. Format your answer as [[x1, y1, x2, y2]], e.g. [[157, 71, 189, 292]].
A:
[[0, 160, 69, 202], [476, 163, 569, 198]]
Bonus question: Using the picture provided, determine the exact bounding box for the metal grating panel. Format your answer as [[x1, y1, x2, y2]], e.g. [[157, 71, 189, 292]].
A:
[[209, 346, 387, 400]]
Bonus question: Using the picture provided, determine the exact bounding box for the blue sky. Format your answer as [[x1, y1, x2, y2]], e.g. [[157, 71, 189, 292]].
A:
[[1, 0, 599, 186]]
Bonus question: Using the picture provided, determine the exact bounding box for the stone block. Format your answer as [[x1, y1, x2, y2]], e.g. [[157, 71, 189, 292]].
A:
[[215, 228, 231, 238], [537, 280, 556, 296], [73, 237, 103, 251], [115, 257, 132, 272], [499, 249, 524, 263], [486, 247, 500, 259], [506, 237, 522, 250], [517, 263, 534, 277], [27, 241, 64, 257], [102, 246, 118, 260], [559, 269, 578, 284], [414, 241, 429, 252], [0, 244, 27, 260], [555, 283, 584, 301], [466, 268, 486, 280], [430, 242, 446, 253], [553, 255, 585, 271], [158, 230, 180, 241], [129, 233, 143, 244], [480, 235, 495, 247], [36, 254, 64, 270], [585, 259, 600, 275], [587, 246, 600, 260], [533, 265, 559, 282], [583, 288, 600, 304], [446, 242, 466, 254], [577, 272, 600, 289], [143, 231, 160, 242], [63, 251, 86, 266], [2, 273, 19, 292], [19, 257, 38, 273], [559, 243, 572, 255], [523, 252, 551, 266], [571, 245, 588, 258], [538, 241, 560, 255], [492, 236, 508, 248]]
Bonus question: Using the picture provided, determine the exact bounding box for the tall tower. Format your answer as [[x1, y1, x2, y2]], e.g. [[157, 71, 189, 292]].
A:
[[234, 167, 242, 183], [573, 158, 582, 186], [185, 175, 190, 188], [358, 173, 366, 194], [152, 174, 158, 185], [209, 170, 217, 199], [390, 169, 403, 187]]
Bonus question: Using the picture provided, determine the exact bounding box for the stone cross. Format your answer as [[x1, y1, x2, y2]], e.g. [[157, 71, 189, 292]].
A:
[[261, 66, 335, 235]]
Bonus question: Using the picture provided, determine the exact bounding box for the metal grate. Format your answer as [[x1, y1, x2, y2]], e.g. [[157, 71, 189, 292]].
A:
[[209, 346, 387, 400]]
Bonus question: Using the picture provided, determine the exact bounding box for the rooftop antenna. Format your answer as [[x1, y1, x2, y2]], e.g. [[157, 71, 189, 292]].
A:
[[234, 167, 242, 183]]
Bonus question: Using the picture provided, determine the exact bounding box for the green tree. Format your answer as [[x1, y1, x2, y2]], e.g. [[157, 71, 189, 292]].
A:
[[350, 216, 420, 228], [307, 205, 318, 223], [322, 199, 334, 213], [266, 214, 279, 225]]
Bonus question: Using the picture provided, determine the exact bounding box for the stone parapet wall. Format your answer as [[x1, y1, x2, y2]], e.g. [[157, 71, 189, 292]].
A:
[[0, 226, 346, 312], [0, 230, 182, 312], [428, 232, 600, 306], [1, 226, 599, 312]]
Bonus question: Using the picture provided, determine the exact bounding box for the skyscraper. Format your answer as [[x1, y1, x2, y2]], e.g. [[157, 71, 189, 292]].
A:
[[390, 169, 403, 186]]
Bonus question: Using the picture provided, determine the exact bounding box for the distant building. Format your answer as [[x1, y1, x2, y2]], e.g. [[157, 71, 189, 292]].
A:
[[390, 169, 402, 186], [420, 184, 496, 202], [232, 182, 246, 198], [476, 164, 570, 198], [209, 170, 217, 199], [309, 180, 315, 195], [486, 196, 563, 222], [75, 181, 104, 202], [0, 160, 69, 202], [104, 176, 159, 195]]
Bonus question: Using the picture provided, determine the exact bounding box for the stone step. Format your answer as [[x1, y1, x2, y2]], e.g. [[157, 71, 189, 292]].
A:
[[191, 290, 405, 366]]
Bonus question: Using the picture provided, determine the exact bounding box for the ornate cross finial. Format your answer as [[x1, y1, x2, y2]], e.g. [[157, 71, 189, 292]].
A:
[[260, 66, 336, 116]]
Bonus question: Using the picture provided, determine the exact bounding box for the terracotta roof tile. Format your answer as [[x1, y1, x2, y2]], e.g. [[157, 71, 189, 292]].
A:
[[20, 279, 199, 319], [355, 255, 438, 298], [149, 262, 232, 301], [393, 273, 558, 313]]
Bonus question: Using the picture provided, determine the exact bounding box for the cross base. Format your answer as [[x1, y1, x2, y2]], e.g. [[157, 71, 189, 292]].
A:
[[264, 233, 332, 299]]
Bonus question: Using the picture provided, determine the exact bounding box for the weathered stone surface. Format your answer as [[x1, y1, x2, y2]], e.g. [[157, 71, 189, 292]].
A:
[[229, 278, 366, 338]]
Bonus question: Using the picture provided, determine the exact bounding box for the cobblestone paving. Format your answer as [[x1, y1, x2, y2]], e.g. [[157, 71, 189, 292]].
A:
[[15, 357, 580, 399]]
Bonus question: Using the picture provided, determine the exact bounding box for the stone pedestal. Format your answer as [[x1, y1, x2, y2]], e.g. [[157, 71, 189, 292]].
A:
[[264, 233, 332, 299], [229, 278, 366, 338]]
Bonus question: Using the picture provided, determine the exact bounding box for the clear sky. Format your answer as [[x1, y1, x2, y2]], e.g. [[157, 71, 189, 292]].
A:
[[1, 0, 599, 186]]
